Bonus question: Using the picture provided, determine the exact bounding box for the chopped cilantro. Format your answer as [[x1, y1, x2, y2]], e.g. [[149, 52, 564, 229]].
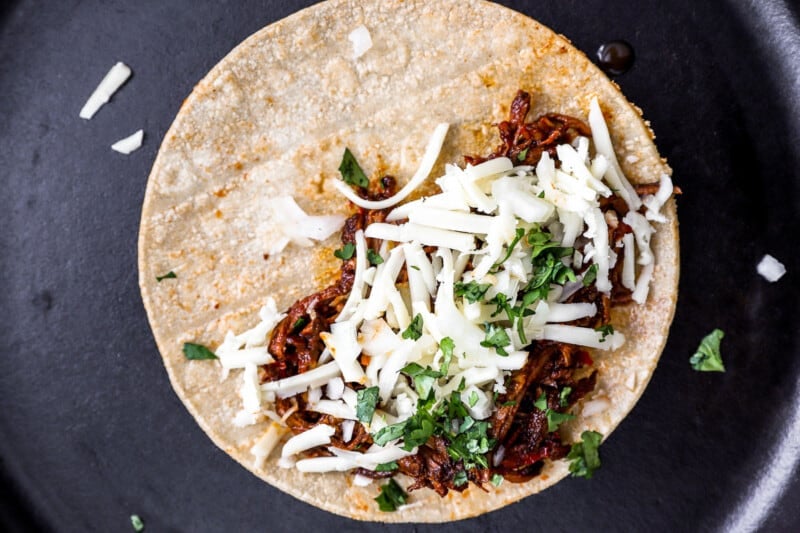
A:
[[291, 316, 309, 333], [375, 461, 398, 472], [501, 400, 517, 407], [517, 148, 529, 161], [367, 249, 384, 266], [453, 471, 468, 486], [535, 391, 575, 431], [480, 323, 511, 356], [338, 148, 369, 189], [468, 390, 480, 407], [537, 190, 545, 198], [333, 242, 355, 260], [401, 363, 442, 400], [559, 386, 572, 407], [356, 386, 380, 423], [534, 392, 548, 411], [374, 478, 407, 511], [372, 423, 406, 446], [690, 329, 726, 372], [546, 410, 575, 433], [182, 342, 217, 360], [582, 264, 599, 286], [595, 324, 614, 342], [410, 265, 421, 271], [130, 515, 144, 532], [567, 430, 603, 479], [493, 227, 526, 269], [439, 337, 454, 376], [491, 474, 504, 487], [402, 314, 424, 340], [155, 271, 176, 282], [454, 280, 492, 303]]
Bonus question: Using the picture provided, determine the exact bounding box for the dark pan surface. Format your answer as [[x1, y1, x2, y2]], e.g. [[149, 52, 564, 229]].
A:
[[1, 1, 798, 531]]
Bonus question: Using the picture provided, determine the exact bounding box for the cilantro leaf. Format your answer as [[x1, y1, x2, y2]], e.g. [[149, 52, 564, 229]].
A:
[[453, 471, 468, 486], [367, 249, 384, 265], [567, 430, 603, 479], [333, 243, 355, 260], [595, 324, 614, 342], [491, 474, 504, 487], [493, 227, 526, 269], [454, 280, 492, 303], [155, 271, 176, 282], [292, 316, 309, 333], [182, 342, 217, 360], [372, 423, 406, 446], [439, 337, 454, 376], [375, 461, 398, 472], [582, 264, 598, 286], [480, 323, 511, 356], [339, 148, 369, 189], [401, 363, 441, 400], [690, 329, 726, 372], [517, 147, 529, 161], [468, 390, 479, 407], [374, 478, 407, 511], [559, 386, 572, 407], [402, 314, 424, 340], [534, 392, 548, 411], [546, 410, 576, 432], [356, 386, 380, 423], [130, 515, 144, 532]]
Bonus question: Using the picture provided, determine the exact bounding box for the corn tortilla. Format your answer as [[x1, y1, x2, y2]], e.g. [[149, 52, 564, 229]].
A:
[[138, 0, 679, 522]]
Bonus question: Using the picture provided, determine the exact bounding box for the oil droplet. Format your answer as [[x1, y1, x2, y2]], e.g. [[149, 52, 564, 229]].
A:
[[597, 40, 635, 76]]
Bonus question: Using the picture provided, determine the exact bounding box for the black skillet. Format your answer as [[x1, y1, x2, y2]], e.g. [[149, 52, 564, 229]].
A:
[[1, 0, 798, 531]]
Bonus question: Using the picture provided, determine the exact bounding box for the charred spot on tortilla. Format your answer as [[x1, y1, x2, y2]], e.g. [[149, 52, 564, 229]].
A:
[[138, 0, 679, 523]]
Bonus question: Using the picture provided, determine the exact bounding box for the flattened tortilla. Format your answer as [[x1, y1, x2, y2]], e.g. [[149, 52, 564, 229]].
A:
[[138, 0, 679, 522]]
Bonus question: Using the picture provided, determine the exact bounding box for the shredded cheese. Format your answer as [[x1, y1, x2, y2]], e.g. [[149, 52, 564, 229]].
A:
[[212, 96, 674, 477], [79, 62, 131, 119]]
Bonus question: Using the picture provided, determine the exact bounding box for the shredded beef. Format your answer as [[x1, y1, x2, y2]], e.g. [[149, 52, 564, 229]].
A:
[[465, 90, 591, 167], [258, 91, 666, 497]]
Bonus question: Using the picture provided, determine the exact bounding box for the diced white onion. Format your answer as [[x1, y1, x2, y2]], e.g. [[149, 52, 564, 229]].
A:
[[348, 25, 372, 59], [111, 129, 143, 154], [757, 254, 786, 282], [266, 196, 346, 255]]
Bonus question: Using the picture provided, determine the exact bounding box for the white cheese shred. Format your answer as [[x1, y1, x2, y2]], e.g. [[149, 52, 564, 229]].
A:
[[79, 62, 132, 119], [331, 123, 449, 210]]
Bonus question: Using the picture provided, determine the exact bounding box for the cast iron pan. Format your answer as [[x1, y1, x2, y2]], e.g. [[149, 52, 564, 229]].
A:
[[1, 0, 798, 531]]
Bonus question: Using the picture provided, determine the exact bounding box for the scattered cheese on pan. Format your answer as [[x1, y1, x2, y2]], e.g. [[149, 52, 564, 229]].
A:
[[111, 129, 144, 154], [757, 254, 786, 282], [348, 25, 373, 59], [79, 62, 132, 119]]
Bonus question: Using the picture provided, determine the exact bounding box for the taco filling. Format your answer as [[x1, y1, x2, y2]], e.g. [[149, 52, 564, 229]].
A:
[[186, 90, 674, 508]]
